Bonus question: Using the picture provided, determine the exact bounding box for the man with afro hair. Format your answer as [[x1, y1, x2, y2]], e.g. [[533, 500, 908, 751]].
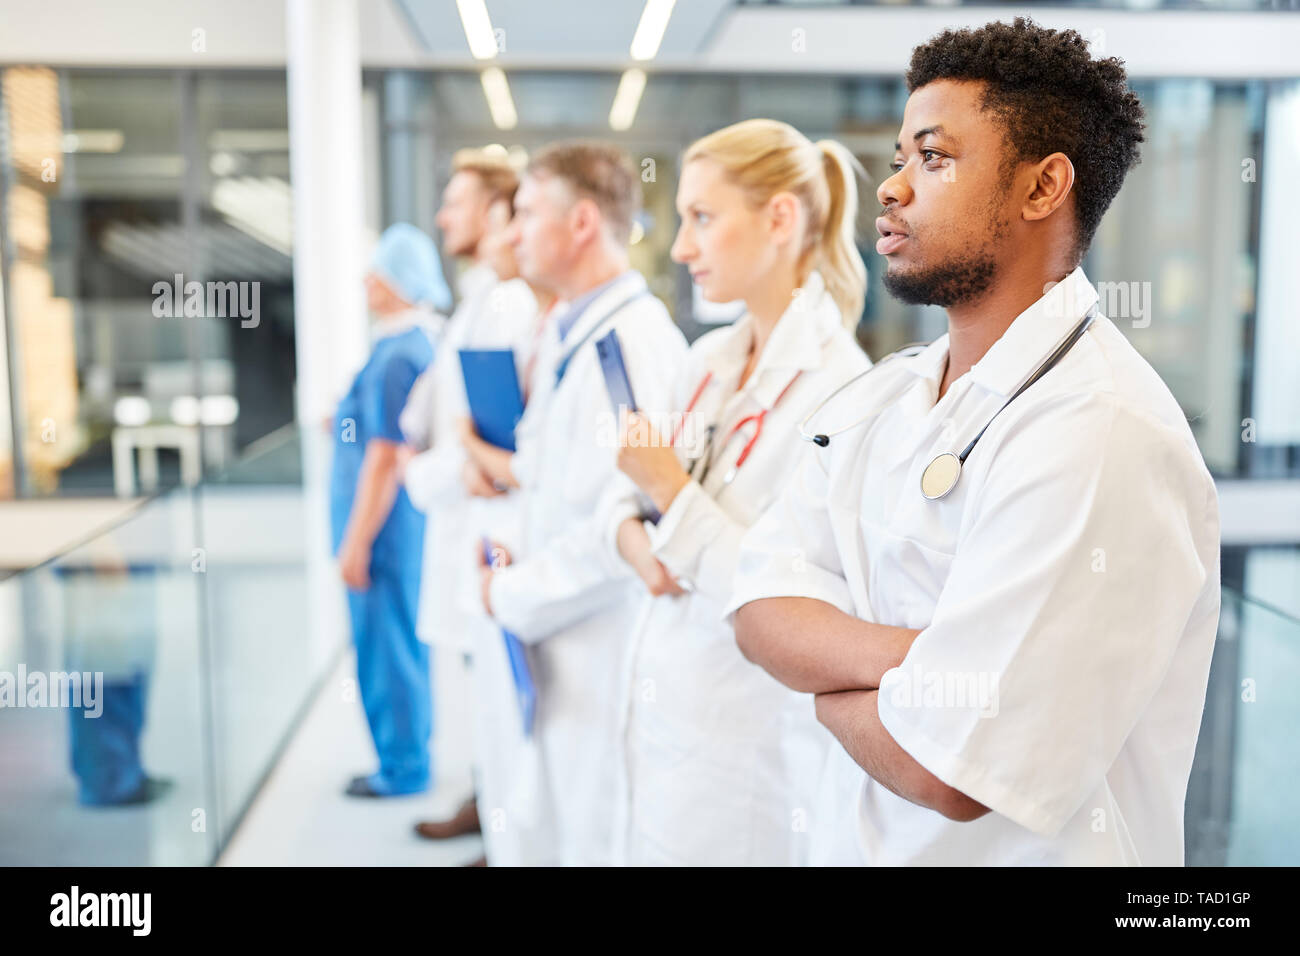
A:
[[731, 18, 1220, 866]]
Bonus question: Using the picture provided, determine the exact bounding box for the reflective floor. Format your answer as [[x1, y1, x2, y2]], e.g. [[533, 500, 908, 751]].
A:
[[0, 463, 335, 864], [219, 648, 480, 867]]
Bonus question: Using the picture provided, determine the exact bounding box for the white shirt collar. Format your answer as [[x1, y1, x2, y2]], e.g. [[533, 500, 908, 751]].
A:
[[727, 271, 845, 410], [457, 261, 499, 303], [890, 266, 1100, 399], [969, 267, 1100, 398], [895, 334, 950, 389], [555, 270, 648, 348]]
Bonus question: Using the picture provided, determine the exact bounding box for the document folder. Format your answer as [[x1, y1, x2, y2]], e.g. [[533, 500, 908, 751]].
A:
[[459, 348, 525, 451]]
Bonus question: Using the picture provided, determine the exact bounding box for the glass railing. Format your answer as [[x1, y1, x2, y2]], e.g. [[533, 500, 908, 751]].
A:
[[1186, 587, 1300, 865], [1, 443, 1296, 863], [0, 426, 342, 865]]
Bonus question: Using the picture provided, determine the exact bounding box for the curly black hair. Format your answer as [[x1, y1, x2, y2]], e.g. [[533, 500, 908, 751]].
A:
[[906, 17, 1146, 260]]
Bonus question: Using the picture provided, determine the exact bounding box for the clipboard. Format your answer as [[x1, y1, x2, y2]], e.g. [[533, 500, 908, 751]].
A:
[[594, 329, 661, 525], [595, 328, 638, 413], [459, 348, 525, 451], [482, 537, 537, 737]]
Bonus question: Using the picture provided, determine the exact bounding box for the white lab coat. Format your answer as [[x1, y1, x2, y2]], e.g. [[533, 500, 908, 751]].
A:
[[399, 265, 498, 450], [489, 270, 688, 866], [399, 266, 545, 865], [600, 271, 870, 865], [727, 267, 1221, 865], [402, 266, 539, 650], [466, 300, 556, 868]]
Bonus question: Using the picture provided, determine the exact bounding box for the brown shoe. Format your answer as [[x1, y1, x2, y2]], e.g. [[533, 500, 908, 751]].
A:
[[413, 796, 480, 840]]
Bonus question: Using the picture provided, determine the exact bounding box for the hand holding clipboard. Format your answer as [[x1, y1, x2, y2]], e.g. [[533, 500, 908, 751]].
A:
[[595, 329, 662, 524]]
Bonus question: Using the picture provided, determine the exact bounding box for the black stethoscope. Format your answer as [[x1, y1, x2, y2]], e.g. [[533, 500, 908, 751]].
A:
[[798, 303, 1099, 500]]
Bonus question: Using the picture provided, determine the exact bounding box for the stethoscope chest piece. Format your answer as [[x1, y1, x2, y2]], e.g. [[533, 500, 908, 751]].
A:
[[920, 452, 962, 500]]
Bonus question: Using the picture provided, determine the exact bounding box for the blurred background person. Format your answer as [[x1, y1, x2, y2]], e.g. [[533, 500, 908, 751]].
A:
[[331, 222, 448, 798], [604, 119, 871, 865], [399, 150, 534, 846], [469, 141, 687, 865], [60, 560, 169, 807], [431, 214, 559, 866]]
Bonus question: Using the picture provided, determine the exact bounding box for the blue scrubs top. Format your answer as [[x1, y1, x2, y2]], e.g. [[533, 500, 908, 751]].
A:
[[330, 325, 435, 571]]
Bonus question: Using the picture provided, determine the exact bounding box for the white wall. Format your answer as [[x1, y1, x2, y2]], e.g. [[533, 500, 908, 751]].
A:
[[1254, 83, 1300, 445]]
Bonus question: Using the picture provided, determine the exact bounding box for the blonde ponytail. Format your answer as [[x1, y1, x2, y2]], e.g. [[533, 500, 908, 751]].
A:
[[683, 119, 868, 329], [816, 140, 868, 326]]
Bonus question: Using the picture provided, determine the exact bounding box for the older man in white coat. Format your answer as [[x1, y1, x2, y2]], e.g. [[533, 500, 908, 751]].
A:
[[467, 141, 687, 866]]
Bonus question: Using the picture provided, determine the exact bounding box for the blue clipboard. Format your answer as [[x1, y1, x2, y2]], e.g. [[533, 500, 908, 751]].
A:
[[459, 348, 525, 451], [594, 328, 638, 413], [482, 537, 537, 737], [595, 328, 662, 525]]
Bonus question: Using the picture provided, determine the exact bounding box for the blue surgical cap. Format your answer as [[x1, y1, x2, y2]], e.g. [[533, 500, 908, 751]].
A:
[[370, 223, 452, 312]]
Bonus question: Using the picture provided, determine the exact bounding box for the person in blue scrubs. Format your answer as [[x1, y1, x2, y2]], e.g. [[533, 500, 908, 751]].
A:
[[68, 670, 158, 805], [331, 223, 449, 797], [60, 565, 169, 806]]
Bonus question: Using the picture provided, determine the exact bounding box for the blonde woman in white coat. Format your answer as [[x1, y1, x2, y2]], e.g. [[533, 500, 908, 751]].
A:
[[605, 119, 872, 866]]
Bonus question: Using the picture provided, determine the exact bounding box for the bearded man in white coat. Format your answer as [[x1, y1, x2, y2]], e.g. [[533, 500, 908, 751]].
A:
[[730, 20, 1220, 866]]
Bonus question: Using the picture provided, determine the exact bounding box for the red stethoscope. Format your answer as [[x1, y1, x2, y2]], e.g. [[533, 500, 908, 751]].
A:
[[668, 369, 803, 486]]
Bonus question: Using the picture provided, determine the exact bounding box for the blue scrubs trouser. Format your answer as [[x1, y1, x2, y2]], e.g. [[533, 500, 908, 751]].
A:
[[68, 671, 147, 806], [347, 560, 432, 794]]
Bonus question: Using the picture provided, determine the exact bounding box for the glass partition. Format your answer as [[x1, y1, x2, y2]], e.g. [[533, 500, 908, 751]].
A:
[[0, 425, 326, 865], [194, 427, 319, 839], [0, 488, 213, 865], [0, 69, 295, 500], [1187, 587, 1300, 865]]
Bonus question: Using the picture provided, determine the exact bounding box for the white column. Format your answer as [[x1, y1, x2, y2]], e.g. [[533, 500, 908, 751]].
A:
[[1254, 83, 1300, 448], [287, 0, 368, 419], [286, 0, 368, 674]]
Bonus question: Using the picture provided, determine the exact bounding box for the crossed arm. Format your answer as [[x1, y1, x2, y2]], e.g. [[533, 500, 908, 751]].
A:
[[734, 597, 989, 822]]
